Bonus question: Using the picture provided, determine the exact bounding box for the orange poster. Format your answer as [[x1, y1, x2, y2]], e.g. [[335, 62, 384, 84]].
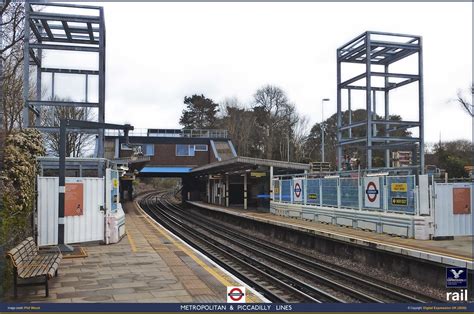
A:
[[453, 188, 471, 214], [65, 183, 84, 216]]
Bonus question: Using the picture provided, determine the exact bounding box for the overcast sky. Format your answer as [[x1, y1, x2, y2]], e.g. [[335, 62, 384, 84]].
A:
[[46, 2, 472, 144]]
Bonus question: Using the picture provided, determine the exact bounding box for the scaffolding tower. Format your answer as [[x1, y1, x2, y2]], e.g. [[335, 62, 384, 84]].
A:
[[336, 31, 424, 174], [22, 2, 106, 157]]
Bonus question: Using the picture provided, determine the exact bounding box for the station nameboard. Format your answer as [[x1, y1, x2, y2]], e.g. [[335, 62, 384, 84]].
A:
[[251, 172, 266, 178], [293, 179, 303, 202], [364, 177, 380, 208]]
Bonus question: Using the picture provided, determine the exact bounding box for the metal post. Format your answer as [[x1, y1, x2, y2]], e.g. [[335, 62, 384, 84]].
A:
[[321, 124, 325, 163], [336, 48, 342, 171], [51, 72, 55, 99], [384, 64, 390, 167], [372, 90, 377, 136], [269, 166, 274, 201], [418, 37, 425, 174], [207, 178, 210, 203], [365, 33, 373, 169], [35, 48, 42, 127], [22, 3, 31, 128], [225, 175, 229, 207], [85, 74, 88, 103], [219, 178, 222, 206], [348, 89, 352, 139], [303, 172, 307, 206], [243, 173, 247, 210], [97, 7, 105, 158], [58, 119, 73, 251]]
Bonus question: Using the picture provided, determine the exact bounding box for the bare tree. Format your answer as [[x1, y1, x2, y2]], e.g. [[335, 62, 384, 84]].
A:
[[292, 114, 310, 162], [218, 98, 256, 157], [1, 0, 26, 171], [41, 98, 97, 157], [253, 85, 296, 160]]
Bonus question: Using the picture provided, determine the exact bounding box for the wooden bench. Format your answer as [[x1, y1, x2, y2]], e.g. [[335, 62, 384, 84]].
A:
[[6, 237, 62, 297]]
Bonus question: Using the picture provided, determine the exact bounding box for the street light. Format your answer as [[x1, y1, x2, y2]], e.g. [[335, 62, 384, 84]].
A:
[[321, 98, 330, 162]]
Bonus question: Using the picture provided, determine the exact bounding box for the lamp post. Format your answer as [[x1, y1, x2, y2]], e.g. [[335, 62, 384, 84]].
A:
[[321, 98, 330, 162]]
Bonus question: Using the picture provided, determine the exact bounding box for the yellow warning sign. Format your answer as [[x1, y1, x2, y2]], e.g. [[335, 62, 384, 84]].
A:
[[113, 178, 119, 188], [391, 183, 407, 192]]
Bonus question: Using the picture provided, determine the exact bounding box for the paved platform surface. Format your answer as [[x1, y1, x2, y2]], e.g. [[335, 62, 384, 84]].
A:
[[188, 201, 473, 269], [5, 202, 262, 303]]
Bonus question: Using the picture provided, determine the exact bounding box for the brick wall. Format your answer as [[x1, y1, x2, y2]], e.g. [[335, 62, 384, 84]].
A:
[[148, 143, 210, 166]]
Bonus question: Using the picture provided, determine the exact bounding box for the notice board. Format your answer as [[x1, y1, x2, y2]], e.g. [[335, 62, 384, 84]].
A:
[[65, 182, 84, 216], [453, 187, 471, 214]]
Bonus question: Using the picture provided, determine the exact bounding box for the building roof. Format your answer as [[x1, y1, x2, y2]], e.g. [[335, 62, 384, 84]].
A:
[[190, 156, 310, 175]]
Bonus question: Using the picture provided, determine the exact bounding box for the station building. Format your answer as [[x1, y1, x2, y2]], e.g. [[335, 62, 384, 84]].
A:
[[104, 128, 309, 209]]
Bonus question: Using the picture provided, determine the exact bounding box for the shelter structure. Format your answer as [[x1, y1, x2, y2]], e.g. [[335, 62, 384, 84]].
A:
[[189, 157, 310, 210]]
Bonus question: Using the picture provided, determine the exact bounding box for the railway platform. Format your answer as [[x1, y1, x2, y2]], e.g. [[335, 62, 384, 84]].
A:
[[4, 202, 263, 303], [187, 201, 473, 270]]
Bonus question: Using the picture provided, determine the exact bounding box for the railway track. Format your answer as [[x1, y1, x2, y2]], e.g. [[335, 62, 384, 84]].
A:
[[139, 191, 441, 303]]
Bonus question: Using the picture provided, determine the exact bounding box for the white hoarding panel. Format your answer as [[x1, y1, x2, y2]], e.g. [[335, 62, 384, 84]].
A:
[[37, 176, 105, 246]]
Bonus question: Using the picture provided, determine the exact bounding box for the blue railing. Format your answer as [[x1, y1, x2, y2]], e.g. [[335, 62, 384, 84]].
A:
[[272, 175, 417, 215]]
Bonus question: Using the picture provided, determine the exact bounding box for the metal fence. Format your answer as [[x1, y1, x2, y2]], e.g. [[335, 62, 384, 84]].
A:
[[281, 179, 291, 202], [386, 175, 416, 213], [272, 174, 418, 215], [321, 178, 338, 207], [340, 178, 359, 208]]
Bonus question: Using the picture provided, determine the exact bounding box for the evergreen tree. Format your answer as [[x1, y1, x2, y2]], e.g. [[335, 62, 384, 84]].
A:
[[179, 94, 219, 129]]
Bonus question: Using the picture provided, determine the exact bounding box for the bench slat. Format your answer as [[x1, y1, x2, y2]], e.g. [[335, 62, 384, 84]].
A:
[[18, 254, 50, 278], [17, 254, 62, 279], [7, 237, 38, 266]]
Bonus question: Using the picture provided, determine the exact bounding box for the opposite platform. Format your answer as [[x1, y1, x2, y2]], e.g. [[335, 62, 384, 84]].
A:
[[4, 202, 263, 303], [187, 201, 473, 270]]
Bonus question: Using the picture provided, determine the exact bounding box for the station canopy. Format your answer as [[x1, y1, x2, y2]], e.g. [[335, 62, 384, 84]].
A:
[[190, 156, 310, 176]]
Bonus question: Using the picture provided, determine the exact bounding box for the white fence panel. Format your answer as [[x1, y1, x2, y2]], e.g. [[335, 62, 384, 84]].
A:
[[37, 177, 105, 246], [434, 182, 473, 237], [37, 177, 59, 246]]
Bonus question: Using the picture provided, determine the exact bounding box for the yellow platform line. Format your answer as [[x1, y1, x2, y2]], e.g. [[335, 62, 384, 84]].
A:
[[126, 230, 137, 253], [135, 201, 234, 288]]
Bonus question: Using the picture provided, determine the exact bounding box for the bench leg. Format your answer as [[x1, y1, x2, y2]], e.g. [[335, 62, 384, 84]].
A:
[[13, 270, 18, 298], [55, 270, 58, 277], [44, 275, 49, 297]]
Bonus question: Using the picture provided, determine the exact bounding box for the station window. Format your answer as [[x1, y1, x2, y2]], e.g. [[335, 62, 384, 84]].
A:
[[176, 144, 195, 156], [194, 144, 208, 152], [144, 144, 154, 156]]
